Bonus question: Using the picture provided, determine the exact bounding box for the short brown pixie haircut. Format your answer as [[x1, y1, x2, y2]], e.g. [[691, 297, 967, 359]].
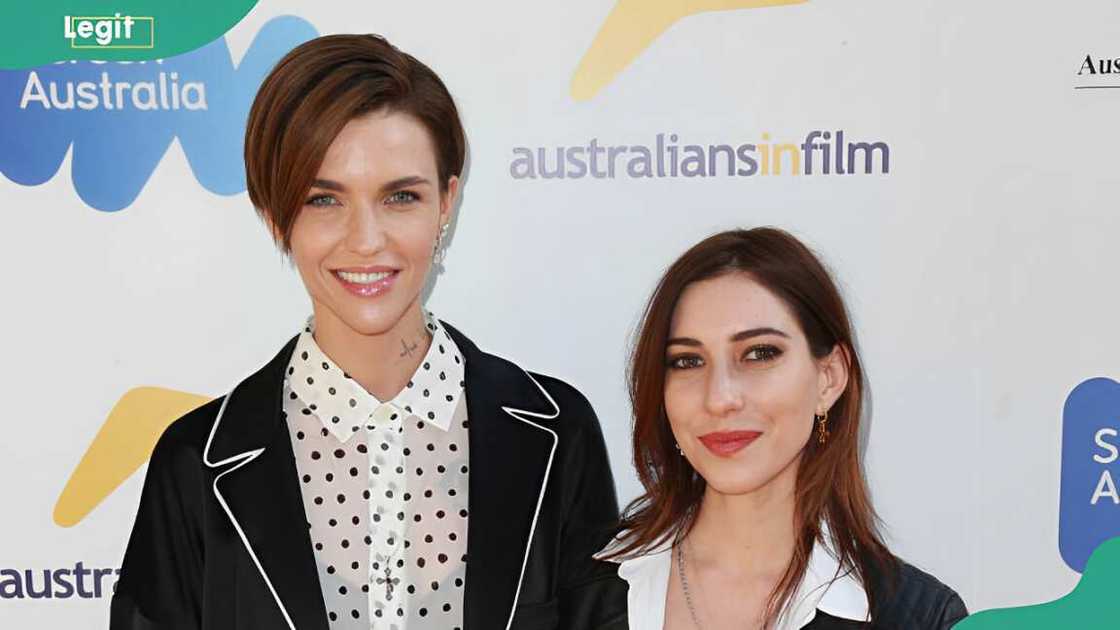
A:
[[244, 34, 466, 252]]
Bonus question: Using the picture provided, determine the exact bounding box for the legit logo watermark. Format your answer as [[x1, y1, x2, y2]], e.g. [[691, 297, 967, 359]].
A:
[[63, 14, 154, 49]]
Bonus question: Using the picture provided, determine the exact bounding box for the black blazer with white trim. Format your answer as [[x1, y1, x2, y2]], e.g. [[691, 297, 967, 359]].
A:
[[109, 322, 628, 630]]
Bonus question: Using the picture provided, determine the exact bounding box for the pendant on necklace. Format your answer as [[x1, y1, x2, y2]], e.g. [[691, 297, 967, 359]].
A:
[[375, 565, 400, 600]]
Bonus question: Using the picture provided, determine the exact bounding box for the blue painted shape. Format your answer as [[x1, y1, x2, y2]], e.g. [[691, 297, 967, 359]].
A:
[[0, 15, 318, 211], [1059, 377, 1120, 572]]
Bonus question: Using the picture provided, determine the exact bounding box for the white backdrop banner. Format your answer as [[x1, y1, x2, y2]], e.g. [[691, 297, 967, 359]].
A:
[[2, 0, 1118, 625]]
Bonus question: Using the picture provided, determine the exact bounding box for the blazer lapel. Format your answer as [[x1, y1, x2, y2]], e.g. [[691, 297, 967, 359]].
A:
[[202, 336, 329, 630], [203, 324, 562, 630], [444, 323, 561, 630]]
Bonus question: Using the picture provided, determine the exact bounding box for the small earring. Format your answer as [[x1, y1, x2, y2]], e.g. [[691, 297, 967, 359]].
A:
[[815, 411, 830, 444], [674, 442, 682, 455], [432, 223, 450, 264]]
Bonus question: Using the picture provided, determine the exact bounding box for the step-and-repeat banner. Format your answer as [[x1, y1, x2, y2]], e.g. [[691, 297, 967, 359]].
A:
[[2, 0, 1118, 626]]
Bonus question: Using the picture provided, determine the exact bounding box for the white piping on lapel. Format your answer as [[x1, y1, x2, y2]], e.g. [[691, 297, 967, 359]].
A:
[[201, 389, 298, 630], [499, 370, 560, 630]]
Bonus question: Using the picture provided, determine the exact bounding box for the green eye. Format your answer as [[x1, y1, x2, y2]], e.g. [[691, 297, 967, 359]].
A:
[[305, 194, 338, 207], [387, 190, 419, 204]]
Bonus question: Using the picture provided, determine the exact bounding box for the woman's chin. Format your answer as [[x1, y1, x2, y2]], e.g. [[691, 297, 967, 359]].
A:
[[695, 462, 777, 497], [318, 302, 411, 337], [704, 477, 769, 497]]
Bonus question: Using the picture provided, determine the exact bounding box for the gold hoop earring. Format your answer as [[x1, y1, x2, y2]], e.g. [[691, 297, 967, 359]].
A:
[[815, 411, 830, 444]]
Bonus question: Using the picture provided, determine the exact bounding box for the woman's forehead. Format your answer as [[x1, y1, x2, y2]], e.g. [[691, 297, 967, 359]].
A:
[[318, 111, 438, 178], [670, 273, 799, 339]]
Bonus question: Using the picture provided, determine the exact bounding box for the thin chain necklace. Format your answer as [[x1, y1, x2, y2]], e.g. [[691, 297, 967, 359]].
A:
[[678, 541, 779, 630], [370, 417, 405, 601], [676, 541, 705, 630]]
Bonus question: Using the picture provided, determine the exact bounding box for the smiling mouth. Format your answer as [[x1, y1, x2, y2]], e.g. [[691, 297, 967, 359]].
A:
[[336, 270, 393, 284], [332, 268, 399, 297]]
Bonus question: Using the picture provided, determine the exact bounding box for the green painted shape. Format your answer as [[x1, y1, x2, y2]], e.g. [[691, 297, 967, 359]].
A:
[[954, 536, 1120, 629], [1, 1, 258, 69]]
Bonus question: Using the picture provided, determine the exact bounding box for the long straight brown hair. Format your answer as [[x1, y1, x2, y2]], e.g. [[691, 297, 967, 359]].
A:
[[605, 227, 897, 623]]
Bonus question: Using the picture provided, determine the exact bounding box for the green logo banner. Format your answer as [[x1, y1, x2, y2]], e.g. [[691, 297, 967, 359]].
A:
[[954, 536, 1120, 629], [1, 1, 258, 69]]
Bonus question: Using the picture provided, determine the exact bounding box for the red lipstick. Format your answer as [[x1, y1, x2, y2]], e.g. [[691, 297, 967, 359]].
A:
[[698, 430, 762, 457]]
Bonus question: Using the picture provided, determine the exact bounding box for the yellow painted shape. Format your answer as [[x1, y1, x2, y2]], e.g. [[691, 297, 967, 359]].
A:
[[570, 0, 808, 101], [53, 387, 211, 527]]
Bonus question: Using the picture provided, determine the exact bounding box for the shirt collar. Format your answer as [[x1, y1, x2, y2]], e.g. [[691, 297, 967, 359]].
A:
[[391, 313, 466, 432], [597, 528, 870, 627], [793, 539, 870, 624], [593, 534, 673, 581], [285, 311, 466, 442]]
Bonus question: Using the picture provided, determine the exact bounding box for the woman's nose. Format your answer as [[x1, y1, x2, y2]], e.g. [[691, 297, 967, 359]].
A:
[[704, 362, 745, 417], [345, 205, 387, 256]]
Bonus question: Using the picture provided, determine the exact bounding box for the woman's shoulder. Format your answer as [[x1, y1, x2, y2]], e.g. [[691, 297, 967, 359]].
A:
[[148, 396, 228, 468], [441, 320, 600, 424], [871, 559, 968, 629], [151, 334, 299, 465], [526, 371, 595, 414]]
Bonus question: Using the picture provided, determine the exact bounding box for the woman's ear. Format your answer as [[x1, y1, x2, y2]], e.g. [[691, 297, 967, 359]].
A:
[[817, 344, 851, 414], [440, 175, 460, 227]]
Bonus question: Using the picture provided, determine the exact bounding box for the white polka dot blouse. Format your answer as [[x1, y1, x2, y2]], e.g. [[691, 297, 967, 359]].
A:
[[283, 311, 469, 629]]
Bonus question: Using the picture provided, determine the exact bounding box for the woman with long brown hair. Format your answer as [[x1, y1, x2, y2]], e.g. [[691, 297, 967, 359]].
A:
[[600, 228, 965, 629]]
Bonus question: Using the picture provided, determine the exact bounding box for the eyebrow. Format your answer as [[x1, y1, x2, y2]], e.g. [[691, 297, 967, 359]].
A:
[[667, 327, 790, 347], [310, 175, 433, 195]]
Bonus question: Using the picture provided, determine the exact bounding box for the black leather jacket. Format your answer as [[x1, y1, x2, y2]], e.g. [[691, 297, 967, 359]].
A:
[[804, 561, 968, 629]]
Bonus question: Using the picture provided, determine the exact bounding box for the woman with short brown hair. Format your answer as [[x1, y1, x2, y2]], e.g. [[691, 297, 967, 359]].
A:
[[110, 34, 626, 630]]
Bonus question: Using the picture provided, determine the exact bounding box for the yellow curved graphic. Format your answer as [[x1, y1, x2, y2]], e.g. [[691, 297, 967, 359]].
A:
[[53, 387, 211, 527], [571, 0, 808, 101]]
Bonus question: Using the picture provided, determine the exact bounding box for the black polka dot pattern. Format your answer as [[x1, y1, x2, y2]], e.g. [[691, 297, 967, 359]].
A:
[[284, 312, 469, 628]]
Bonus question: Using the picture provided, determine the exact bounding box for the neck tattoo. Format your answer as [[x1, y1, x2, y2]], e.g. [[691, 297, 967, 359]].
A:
[[397, 322, 432, 360], [398, 337, 419, 358]]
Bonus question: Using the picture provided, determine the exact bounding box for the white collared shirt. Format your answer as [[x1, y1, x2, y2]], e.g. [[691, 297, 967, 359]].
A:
[[283, 311, 469, 629], [598, 531, 869, 629]]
